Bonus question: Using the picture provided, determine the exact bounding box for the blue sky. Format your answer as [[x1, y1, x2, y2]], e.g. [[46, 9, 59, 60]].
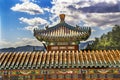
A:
[[0, 0, 120, 48]]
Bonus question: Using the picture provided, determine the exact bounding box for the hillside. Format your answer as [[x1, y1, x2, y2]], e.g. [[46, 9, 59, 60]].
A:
[[86, 25, 120, 50], [0, 45, 44, 52]]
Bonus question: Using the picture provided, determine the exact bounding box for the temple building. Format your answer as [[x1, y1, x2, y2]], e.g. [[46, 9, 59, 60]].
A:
[[34, 14, 91, 51], [0, 14, 120, 80]]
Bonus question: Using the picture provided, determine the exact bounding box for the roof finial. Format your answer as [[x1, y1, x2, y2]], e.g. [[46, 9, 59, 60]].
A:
[[59, 14, 65, 22]]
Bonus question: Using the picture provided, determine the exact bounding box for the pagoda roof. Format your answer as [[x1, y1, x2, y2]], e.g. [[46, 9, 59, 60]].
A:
[[49, 21, 77, 31], [35, 21, 91, 33], [0, 50, 120, 70], [34, 14, 91, 42]]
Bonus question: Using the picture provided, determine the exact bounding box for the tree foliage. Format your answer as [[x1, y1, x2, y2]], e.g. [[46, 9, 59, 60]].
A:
[[86, 25, 120, 50]]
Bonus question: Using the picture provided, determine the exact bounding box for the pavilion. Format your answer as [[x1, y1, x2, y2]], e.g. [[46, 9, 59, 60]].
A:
[[0, 14, 120, 80]]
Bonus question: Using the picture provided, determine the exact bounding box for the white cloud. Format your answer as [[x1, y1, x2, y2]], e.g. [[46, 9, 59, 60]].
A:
[[11, 2, 44, 15], [0, 38, 43, 48], [19, 17, 49, 32], [19, 17, 48, 26], [75, 2, 91, 8], [49, 0, 90, 25], [20, 0, 30, 2], [52, 0, 75, 4], [48, 0, 120, 30], [80, 38, 95, 43], [92, 0, 118, 4], [0, 40, 12, 48], [20, 0, 38, 3], [92, 29, 96, 32], [83, 13, 120, 29], [11, 0, 120, 30], [24, 26, 38, 32], [43, 8, 50, 12]]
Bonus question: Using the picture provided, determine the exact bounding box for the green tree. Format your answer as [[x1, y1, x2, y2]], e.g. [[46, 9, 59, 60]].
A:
[[86, 25, 120, 50]]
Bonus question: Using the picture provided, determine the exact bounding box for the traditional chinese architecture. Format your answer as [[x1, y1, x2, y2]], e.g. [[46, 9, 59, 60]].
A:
[[0, 14, 120, 80], [34, 14, 91, 51], [0, 50, 120, 80]]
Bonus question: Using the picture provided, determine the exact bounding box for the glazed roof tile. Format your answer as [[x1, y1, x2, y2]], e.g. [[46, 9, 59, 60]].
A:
[[0, 50, 120, 70]]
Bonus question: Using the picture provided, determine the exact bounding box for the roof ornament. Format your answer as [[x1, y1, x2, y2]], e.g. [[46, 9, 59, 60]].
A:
[[59, 14, 65, 22], [45, 25, 49, 30], [76, 25, 79, 29]]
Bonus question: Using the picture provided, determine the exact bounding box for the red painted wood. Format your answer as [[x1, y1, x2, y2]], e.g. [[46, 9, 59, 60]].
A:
[[47, 45, 79, 51]]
